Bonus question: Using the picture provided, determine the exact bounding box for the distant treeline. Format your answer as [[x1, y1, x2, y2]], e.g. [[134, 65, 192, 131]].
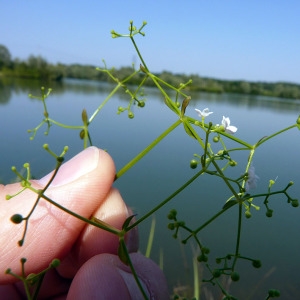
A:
[[1, 44, 300, 99]]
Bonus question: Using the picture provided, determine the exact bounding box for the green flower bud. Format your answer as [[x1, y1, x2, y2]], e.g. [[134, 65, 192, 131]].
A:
[[268, 289, 280, 297], [167, 209, 177, 220], [202, 247, 210, 254], [245, 210, 252, 219], [50, 258, 60, 268], [213, 136, 219, 143], [79, 129, 85, 139], [291, 199, 299, 207], [252, 259, 261, 269], [21, 257, 27, 264], [212, 269, 221, 278], [230, 271, 240, 282], [269, 179, 275, 188], [296, 115, 300, 125], [252, 260, 262, 268], [128, 112, 134, 119], [138, 101, 145, 107], [190, 159, 198, 169], [81, 109, 88, 125], [11, 214, 23, 224], [266, 209, 273, 218], [168, 223, 175, 230], [175, 101, 180, 108], [229, 160, 237, 167], [43, 111, 49, 118], [197, 254, 208, 262], [217, 150, 224, 156], [287, 181, 294, 187]]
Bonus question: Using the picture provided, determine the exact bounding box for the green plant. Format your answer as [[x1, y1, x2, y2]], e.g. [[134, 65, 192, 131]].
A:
[[4, 21, 300, 299]]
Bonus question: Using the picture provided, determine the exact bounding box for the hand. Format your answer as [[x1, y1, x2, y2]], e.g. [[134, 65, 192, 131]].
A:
[[0, 147, 169, 299]]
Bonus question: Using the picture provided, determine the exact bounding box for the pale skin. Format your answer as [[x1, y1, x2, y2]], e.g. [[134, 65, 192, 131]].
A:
[[0, 147, 169, 299]]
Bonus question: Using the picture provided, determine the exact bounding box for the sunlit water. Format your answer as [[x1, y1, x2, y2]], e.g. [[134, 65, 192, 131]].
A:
[[1, 78, 300, 299]]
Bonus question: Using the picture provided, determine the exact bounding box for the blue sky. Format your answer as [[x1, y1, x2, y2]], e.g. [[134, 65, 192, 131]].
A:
[[2, 0, 300, 83]]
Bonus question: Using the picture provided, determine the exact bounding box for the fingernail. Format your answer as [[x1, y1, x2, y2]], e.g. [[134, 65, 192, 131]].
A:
[[38, 147, 100, 187], [118, 268, 150, 299]]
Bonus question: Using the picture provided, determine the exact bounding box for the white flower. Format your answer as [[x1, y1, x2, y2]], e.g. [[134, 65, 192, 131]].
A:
[[245, 165, 259, 192], [222, 116, 237, 134], [195, 108, 213, 118]]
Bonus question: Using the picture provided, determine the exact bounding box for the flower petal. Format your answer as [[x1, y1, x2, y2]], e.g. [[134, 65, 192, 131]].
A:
[[225, 125, 238, 134], [195, 108, 213, 118]]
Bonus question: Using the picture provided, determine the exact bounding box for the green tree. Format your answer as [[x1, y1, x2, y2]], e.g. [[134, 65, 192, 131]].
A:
[[0, 45, 11, 69]]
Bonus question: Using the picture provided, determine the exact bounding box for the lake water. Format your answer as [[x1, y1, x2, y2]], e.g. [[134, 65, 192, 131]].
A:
[[1, 78, 300, 299]]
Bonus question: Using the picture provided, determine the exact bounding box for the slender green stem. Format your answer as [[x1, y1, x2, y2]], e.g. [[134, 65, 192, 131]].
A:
[[40, 192, 121, 235], [32, 273, 45, 300], [183, 202, 237, 242], [130, 36, 149, 72], [26, 184, 120, 235], [115, 119, 181, 179], [232, 204, 243, 269], [151, 74, 189, 98], [89, 83, 122, 123], [127, 168, 206, 230], [256, 124, 297, 147], [46, 118, 83, 130], [120, 239, 149, 299]]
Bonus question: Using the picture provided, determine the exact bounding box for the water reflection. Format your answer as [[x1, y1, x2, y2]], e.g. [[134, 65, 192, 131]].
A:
[[1, 78, 300, 299], [1, 77, 300, 114]]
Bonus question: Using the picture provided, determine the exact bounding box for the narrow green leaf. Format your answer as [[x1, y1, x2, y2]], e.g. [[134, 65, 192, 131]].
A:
[[122, 214, 136, 230], [222, 200, 237, 210], [118, 240, 129, 265], [183, 122, 197, 139], [164, 97, 180, 115]]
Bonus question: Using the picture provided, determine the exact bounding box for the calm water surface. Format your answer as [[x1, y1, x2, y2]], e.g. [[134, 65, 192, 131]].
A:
[[1, 78, 300, 299]]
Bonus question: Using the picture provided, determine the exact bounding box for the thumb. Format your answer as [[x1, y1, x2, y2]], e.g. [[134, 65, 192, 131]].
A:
[[0, 147, 115, 283], [66, 253, 169, 300]]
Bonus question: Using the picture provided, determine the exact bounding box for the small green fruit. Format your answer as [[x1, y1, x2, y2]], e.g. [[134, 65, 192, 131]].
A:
[[212, 269, 221, 278], [231, 271, 240, 282], [245, 211, 252, 219], [128, 112, 134, 119], [11, 214, 23, 224], [213, 136, 219, 143], [168, 223, 175, 230], [266, 210, 273, 218], [268, 289, 280, 297], [190, 159, 198, 169], [252, 260, 262, 268], [138, 101, 145, 107], [79, 129, 85, 139]]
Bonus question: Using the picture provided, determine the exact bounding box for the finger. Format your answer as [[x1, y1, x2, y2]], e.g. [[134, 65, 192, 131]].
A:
[[0, 147, 115, 283], [66, 253, 169, 300], [57, 188, 139, 278]]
